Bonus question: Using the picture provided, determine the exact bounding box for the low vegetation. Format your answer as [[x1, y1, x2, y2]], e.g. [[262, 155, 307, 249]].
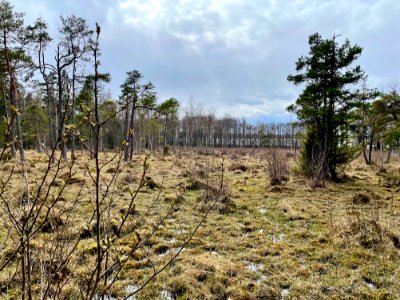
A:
[[1, 148, 399, 299]]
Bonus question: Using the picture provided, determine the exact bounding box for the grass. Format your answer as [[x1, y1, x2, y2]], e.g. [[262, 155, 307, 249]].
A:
[[0, 148, 399, 299]]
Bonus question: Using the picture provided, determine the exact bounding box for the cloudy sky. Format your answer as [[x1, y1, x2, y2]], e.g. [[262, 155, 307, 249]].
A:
[[12, 0, 400, 123]]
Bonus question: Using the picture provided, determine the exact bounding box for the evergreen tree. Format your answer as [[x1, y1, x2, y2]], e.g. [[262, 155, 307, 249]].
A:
[[59, 15, 93, 158], [75, 73, 110, 154], [99, 100, 121, 149], [0, 0, 31, 161], [378, 90, 400, 161], [352, 79, 380, 165], [21, 101, 48, 150], [119, 70, 155, 161], [157, 97, 179, 156], [288, 33, 365, 180]]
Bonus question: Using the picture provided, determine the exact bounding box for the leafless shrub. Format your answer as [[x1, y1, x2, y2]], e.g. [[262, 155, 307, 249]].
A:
[[196, 155, 236, 214], [266, 148, 289, 186]]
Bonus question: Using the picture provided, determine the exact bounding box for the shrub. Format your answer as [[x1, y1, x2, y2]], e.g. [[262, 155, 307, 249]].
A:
[[266, 148, 289, 186], [163, 145, 170, 156]]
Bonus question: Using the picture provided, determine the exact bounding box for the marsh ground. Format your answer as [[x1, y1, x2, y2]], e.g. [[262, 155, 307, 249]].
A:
[[0, 148, 399, 299]]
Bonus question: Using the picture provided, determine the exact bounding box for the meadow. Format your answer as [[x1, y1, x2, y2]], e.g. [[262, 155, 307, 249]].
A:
[[1, 148, 399, 299]]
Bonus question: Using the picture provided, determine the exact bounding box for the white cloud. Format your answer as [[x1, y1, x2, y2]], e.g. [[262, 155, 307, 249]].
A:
[[10, 0, 400, 120]]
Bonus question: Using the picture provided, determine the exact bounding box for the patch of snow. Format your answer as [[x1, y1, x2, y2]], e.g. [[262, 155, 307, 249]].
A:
[[366, 282, 376, 289], [160, 289, 174, 300], [272, 233, 285, 243], [175, 229, 189, 235], [172, 246, 185, 253], [125, 284, 139, 300], [280, 288, 289, 299], [259, 208, 267, 214], [257, 274, 268, 284], [95, 295, 116, 300], [158, 250, 169, 257], [246, 262, 263, 272]]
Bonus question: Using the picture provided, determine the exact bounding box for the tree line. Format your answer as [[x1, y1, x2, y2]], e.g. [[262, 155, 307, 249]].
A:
[[0, 0, 398, 168], [177, 110, 303, 149], [0, 1, 304, 162]]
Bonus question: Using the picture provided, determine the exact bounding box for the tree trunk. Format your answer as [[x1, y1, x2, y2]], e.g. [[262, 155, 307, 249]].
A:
[[128, 101, 136, 161], [46, 83, 56, 163], [71, 60, 76, 159], [362, 125, 369, 165], [123, 101, 130, 161], [4, 86, 16, 157], [385, 148, 392, 164], [367, 132, 374, 165], [57, 47, 68, 161], [163, 115, 168, 156]]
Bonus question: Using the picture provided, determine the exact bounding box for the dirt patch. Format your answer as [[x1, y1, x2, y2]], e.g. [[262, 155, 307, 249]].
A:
[[229, 164, 248, 172], [145, 177, 159, 189], [352, 191, 380, 204], [269, 185, 292, 193]]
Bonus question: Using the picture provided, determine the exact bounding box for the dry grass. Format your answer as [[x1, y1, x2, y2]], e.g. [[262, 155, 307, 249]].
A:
[[0, 149, 399, 299]]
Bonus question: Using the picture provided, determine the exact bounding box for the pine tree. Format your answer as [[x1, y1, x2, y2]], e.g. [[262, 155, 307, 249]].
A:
[[119, 70, 155, 161], [157, 97, 179, 156], [378, 90, 400, 162], [288, 33, 365, 180], [0, 0, 30, 161]]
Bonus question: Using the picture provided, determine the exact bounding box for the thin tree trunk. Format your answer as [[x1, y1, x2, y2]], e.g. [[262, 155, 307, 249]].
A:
[[21, 237, 26, 300], [385, 148, 392, 163], [14, 109, 25, 161], [87, 25, 102, 300], [163, 115, 168, 156], [123, 101, 130, 161], [362, 127, 369, 165], [26, 231, 32, 300], [57, 46, 68, 161], [71, 60, 76, 159], [3, 86, 16, 157], [128, 101, 136, 161], [368, 132, 374, 165], [45, 82, 56, 162]]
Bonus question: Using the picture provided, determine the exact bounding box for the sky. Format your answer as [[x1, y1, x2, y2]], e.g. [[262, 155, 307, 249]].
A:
[[12, 0, 400, 123]]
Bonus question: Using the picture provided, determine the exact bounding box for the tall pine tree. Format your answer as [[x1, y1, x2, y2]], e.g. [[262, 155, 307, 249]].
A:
[[288, 33, 365, 180]]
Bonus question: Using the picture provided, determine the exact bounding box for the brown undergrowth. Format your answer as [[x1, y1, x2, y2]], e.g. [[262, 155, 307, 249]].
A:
[[0, 149, 399, 299]]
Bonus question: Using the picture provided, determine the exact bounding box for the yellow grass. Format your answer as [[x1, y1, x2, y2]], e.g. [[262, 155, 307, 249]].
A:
[[0, 149, 399, 299]]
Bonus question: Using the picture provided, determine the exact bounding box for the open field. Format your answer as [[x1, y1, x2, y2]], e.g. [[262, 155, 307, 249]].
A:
[[1, 149, 400, 299]]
